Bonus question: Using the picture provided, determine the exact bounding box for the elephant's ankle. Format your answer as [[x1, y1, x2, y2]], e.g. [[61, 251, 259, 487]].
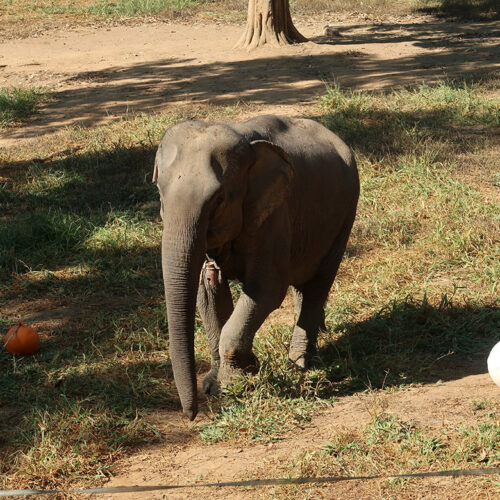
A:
[[218, 349, 258, 386], [202, 369, 220, 396], [288, 348, 317, 369]]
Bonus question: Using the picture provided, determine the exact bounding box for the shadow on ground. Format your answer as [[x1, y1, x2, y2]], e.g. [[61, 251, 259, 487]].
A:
[[316, 298, 500, 397], [0, 137, 179, 465], [1, 83, 498, 474], [415, 0, 500, 21], [2, 19, 498, 141]]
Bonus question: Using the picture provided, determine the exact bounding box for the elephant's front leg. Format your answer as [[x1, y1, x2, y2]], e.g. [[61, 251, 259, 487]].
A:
[[197, 260, 234, 395], [218, 282, 287, 385]]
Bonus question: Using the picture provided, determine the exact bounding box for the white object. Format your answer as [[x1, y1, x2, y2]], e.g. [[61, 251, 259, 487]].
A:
[[487, 342, 500, 387]]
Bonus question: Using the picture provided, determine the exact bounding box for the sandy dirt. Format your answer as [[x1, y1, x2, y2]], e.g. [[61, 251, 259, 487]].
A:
[[1, 14, 499, 499], [100, 369, 499, 499], [1, 16, 499, 146]]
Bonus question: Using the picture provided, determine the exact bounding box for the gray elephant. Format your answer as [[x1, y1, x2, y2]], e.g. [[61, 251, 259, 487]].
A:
[[153, 115, 359, 420]]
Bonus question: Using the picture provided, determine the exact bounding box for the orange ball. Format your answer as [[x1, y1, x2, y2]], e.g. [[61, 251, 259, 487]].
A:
[[3, 322, 40, 355]]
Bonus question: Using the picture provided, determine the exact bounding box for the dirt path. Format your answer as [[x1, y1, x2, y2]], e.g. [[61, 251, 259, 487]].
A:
[[1, 17, 499, 146], [101, 369, 499, 499]]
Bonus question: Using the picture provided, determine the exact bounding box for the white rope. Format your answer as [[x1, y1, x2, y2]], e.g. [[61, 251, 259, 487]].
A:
[[2, 467, 499, 496]]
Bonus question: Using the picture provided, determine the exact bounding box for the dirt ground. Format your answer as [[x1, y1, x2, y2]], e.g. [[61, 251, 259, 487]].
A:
[[99, 368, 499, 499], [1, 15, 499, 147], [1, 13, 499, 499]]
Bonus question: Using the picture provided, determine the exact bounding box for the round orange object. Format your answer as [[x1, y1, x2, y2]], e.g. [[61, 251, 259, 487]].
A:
[[3, 322, 40, 355]]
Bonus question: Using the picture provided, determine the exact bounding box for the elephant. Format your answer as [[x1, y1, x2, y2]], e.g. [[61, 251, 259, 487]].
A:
[[153, 115, 359, 420]]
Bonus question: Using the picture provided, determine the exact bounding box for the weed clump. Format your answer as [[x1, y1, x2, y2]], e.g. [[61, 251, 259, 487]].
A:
[[0, 87, 46, 128]]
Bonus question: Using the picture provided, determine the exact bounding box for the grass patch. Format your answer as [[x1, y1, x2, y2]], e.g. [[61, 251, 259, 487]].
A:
[[0, 87, 46, 128], [200, 326, 331, 444], [0, 78, 499, 489], [1, 0, 208, 22], [319, 78, 499, 307], [0, 297, 175, 488], [320, 79, 499, 152], [319, 296, 500, 392], [280, 413, 500, 497], [28, 0, 204, 18]]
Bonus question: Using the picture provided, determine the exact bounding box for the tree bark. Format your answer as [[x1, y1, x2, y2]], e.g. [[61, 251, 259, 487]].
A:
[[236, 0, 307, 50]]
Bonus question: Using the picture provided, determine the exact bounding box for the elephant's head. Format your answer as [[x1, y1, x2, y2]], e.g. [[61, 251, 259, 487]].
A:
[[153, 121, 293, 419]]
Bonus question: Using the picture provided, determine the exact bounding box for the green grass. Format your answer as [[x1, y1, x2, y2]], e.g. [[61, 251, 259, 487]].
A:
[[200, 325, 332, 444], [1, 78, 499, 490], [279, 414, 500, 498], [4, 0, 496, 33], [1, 0, 206, 20], [0, 87, 46, 128], [319, 78, 499, 304], [32, 0, 203, 17]]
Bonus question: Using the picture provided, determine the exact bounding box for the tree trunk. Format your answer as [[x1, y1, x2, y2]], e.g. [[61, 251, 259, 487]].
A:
[[236, 0, 307, 50]]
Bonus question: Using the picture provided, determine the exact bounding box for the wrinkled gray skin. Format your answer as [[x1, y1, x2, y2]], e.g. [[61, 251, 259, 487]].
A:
[[153, 115, 359, 420]]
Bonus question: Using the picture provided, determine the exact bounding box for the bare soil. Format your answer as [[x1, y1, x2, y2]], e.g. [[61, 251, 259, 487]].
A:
[[1, 16, 499, 147], [101, 369, 499, 499], [1, 14, 499, 499]]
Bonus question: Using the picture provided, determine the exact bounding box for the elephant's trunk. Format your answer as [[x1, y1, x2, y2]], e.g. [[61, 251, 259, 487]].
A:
[[162, 216, 207, 420]]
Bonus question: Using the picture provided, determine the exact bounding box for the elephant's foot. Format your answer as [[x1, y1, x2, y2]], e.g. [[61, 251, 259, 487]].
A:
[[202, 369, 220, 396], [288, 349, 317, 370], [219, 348, 259, 386]]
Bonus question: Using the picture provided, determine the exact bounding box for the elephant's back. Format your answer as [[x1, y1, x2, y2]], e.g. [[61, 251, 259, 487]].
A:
[[234, 115, 359, 286], [233, 115, 357, 186], [234, 114, 349, 151], [244, 115, 359, 212]]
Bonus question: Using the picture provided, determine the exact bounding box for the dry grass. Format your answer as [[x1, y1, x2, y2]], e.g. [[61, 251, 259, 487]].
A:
[[2, 0, 488, 39], [0, 87, 47, 128], [0, 42, 498, 498], [274, 412, 500, 498]]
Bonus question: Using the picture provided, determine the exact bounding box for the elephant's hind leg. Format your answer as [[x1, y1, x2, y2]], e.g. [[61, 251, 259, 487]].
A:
[[197, 260, 234, 395], [289, 217, 355, 369], [289, 284, 329, 369]]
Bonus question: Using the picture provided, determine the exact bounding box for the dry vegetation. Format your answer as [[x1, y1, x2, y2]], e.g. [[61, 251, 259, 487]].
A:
[[0, 0, 499, 497], [1, 77, 498, 495], [2, 0, 498, 39]]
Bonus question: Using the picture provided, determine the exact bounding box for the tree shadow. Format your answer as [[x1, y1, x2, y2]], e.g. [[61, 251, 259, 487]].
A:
[[0, 135, 181, 461], [1, 19, 498, 141], [0, 141, 159, 272], [0, 354, 181, 461], [312, 19, 500, 47], [314, 296, 499, 397], [416, 0, 500, 21]]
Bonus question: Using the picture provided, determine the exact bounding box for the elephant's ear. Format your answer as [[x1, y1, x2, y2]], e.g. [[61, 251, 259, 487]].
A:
[[153, 140, 177, 184], [243, 140, 294, 231]]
